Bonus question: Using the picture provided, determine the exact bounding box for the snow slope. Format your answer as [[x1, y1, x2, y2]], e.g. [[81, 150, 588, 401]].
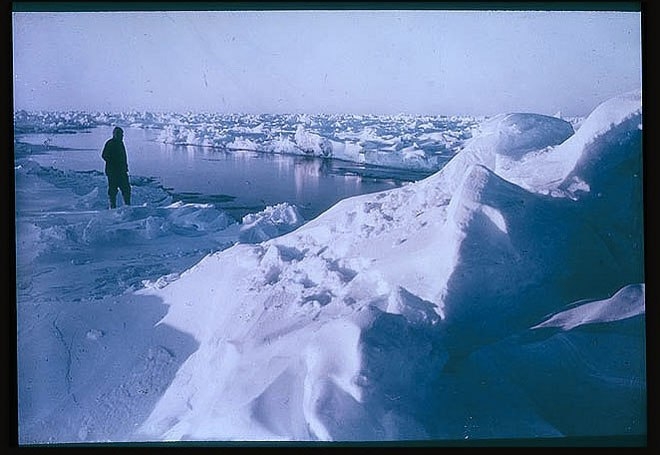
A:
[[15, 90, 645, 443], [133, 91, 644, 441]]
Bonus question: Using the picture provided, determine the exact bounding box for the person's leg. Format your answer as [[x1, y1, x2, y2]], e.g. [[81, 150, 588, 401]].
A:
[[107, 175, 118, 209], [119, 173, 131, 205]]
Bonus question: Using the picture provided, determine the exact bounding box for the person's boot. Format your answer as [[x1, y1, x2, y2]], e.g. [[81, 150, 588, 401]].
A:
[[109, 195, 117, 209]]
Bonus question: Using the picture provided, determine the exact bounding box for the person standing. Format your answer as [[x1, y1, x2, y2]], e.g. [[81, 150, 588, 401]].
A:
[[101, 126, 131, 208]]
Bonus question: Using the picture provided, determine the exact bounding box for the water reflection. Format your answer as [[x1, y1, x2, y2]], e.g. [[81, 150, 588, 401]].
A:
[[339, 170, 363, 194], [185, 145, 196, 161], [16, 126, 416, 221], [164, 144, 198, 163], [293, 157, 322, 199]]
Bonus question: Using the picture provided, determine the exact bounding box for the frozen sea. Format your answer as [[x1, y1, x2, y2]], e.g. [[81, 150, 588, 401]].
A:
[[12, 99, 645, 445]]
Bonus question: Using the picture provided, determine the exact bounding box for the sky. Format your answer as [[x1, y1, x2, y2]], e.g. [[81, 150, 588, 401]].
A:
[[12, 7, 641, 116], [14, 89, 645, 443]]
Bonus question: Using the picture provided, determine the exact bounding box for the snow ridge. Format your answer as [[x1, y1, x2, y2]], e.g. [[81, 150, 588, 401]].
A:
[[135, 90, 644, 441]]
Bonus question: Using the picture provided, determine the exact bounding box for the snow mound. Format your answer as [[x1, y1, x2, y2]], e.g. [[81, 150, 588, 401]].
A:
[[501, 89, 642, 194], [226, 136, 261, 151], [238, 203, 305, 243], [437, 164, 627, 352], [469, 112, 574, 159], [266, 134, 299, 155], [414, 112, 574, 200], [294, 125, 332, 157], [134, 91, 644, 441]]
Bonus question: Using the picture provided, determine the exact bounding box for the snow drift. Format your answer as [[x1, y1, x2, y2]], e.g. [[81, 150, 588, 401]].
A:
[[131, 90, 644, 441]]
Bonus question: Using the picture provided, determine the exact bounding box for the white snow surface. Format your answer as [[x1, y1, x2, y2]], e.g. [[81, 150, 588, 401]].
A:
[[15, 91, 645, 444]]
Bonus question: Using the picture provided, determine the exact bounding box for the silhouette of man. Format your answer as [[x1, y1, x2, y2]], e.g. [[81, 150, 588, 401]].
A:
[[102, 126, 131, 208]]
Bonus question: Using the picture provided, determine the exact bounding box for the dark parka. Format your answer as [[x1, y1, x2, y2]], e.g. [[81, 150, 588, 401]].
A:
[[102, 136, 129, 176]]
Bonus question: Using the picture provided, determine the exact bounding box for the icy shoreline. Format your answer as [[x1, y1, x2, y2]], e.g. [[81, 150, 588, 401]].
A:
[[14, 110, 579, 173]]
